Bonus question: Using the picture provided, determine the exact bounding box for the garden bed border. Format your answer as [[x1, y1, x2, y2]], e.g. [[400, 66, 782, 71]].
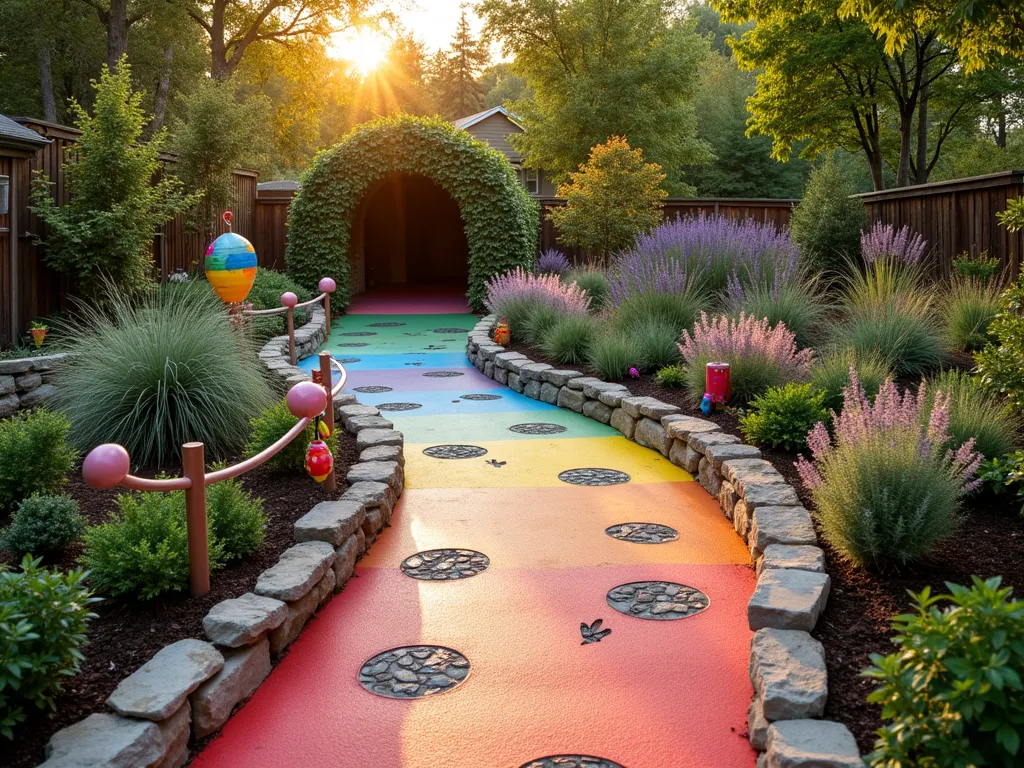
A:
[[37, 308, 407, 768], [466, 316, 864, 767]]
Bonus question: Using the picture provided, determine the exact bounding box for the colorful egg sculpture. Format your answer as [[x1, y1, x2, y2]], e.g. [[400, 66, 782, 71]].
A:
[[305, 440, 334, 483], [205, 232, 257, 304]]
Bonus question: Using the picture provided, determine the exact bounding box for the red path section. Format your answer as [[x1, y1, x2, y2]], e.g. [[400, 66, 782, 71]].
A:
[[195, 291, 757, 768]]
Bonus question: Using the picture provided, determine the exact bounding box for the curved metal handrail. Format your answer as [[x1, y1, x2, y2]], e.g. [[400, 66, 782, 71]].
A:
[[83, 353, 347, 596], [245, 291, 329, 316], [241, 277, 337, 365]]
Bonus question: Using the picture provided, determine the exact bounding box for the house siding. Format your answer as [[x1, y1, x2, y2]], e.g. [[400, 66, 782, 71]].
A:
[[465, 114, 523, 163]]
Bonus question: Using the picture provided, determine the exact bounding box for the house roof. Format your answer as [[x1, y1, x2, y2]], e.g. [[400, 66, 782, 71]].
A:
[[452, 106, 523, 131], [257, 180, 300, 191], [0, 114, 50, 151]]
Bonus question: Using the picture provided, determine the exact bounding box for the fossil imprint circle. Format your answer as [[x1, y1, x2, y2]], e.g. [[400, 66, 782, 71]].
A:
[[519, 757, 626, 768], [509, 423, 568, 435], [353, 385, 393, 393], [422, 444, 488, 459], [606, 581, 710, 620], [358, 646, 470, 699], [558, 468, 631, 487], [605, 523, 679, 544], [401, 549, 490, 580], [376, 402, 422, 412]]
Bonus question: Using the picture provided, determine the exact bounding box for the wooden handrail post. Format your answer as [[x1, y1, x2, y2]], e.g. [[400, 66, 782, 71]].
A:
[[182, 442, 210, 597], [324, 291, 331, 340], [287, 305, 296, 366], [319, 352, 337, 492]]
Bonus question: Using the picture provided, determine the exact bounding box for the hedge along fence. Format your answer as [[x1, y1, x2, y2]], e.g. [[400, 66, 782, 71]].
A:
[[285, 114, 539, 312]]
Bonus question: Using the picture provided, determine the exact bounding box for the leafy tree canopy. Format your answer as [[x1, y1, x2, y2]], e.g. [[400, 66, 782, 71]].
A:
[[839, 0, 1024, 73], [549, 136, 668, 262], [480, 0, 712, 194], [30, 60, 197, 296]]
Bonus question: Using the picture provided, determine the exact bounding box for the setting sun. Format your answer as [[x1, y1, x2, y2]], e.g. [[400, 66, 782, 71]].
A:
[[328, 27, 390, 76]]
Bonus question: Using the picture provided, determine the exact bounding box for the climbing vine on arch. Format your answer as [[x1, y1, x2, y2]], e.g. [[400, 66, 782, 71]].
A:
[[286, 114, 539, 311]]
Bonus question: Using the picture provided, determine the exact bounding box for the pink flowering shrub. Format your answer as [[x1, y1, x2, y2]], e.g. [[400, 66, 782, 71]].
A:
[[860, 222, 927, 265], [678, 312, 814, 402], [797, 369, 983, 570], [484, 267, 591, 339]]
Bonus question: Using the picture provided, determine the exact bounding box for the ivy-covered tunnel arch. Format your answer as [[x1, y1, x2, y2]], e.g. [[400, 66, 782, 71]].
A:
[[285, 114, 539, 311]]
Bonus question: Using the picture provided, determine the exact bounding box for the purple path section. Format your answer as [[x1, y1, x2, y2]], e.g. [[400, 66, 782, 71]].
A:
[[348, 286, 471, 315], [345, 367, 502, 393]]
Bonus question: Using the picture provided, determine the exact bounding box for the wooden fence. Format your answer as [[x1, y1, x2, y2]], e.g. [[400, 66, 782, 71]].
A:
[[1, 118, 257, 346], [538, 197, 798, 261], [858, 171, 1024, 277]]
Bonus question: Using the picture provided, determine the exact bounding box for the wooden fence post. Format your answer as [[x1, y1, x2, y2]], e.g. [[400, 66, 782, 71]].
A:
[[182, 442, 210, 597], [319, 352, 337, 492]]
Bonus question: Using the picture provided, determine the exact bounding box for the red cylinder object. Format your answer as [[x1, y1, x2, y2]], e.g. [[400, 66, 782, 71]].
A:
[[706, 362, 731, 405]]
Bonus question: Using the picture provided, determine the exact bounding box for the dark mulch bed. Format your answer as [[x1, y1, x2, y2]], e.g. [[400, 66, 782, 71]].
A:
[[509, 339, 1024, 753], [4, 434, 358, 768]]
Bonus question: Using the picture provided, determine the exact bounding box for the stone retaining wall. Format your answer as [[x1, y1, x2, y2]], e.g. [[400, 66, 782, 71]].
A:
[[467, 316, 864, 768], [37, 309, 407, 768], [0, 352, 66, 418]]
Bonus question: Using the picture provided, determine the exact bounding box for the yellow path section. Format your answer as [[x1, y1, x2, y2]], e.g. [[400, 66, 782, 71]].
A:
[[405, 436, 692, 489], [359, 483, 751, 567]]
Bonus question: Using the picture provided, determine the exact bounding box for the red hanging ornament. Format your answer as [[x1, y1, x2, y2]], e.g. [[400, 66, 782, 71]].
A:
[[305, 439, 333, 482]]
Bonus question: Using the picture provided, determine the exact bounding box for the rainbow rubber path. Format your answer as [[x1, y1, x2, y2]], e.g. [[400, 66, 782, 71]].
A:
[[195, 290, 757, 768]]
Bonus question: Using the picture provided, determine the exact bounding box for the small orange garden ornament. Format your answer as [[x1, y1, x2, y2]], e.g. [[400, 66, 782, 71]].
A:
[[493, 319, 510, 346], [305, 439, 333, 482]]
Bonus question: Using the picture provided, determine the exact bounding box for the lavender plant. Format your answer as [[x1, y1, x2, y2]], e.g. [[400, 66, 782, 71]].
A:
[[535, 248, 571, 276], [860, 222, 927, 265], [484, 267, 591, 338], [613, 214, 801, 300], [796, 370, 983, 569], [678, 312, 814, 403]]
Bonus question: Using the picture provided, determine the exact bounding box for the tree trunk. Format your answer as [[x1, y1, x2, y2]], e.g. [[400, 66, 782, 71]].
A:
[[149, 45, 173, 135], [37, 42, 57, 122], [915, 83, 929, 185], [896, 108, 914, 187], [997, 99, 1007, 148], [106, 0, 129, 69], [210, 0, 229, 80]]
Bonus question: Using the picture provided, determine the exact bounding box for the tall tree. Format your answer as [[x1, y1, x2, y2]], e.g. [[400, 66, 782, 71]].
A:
[[71, 0, 156, 70], [839, 0, 1024, 73], [480, 0, 712, 193], [429, 6, 489, 120], [480, 62, 528, 108], [185, 0, 379, 81], [716, 0, 1023, 189]]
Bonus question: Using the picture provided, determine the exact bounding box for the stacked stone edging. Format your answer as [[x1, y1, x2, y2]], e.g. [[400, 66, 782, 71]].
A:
[[467, 316, 862, 768], [37, 309, 406, 767], [0, 352, 67, 417]]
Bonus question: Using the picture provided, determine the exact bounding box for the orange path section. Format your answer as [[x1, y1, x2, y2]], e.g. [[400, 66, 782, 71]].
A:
[[194, 301, 757, 768]]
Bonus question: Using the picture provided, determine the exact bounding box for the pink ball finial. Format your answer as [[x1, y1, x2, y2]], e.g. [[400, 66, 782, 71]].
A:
[[287, 380, 327, 419], [318, 277, 336, 294], [83, 443, 131, 490], [280, 291, 298, 308]]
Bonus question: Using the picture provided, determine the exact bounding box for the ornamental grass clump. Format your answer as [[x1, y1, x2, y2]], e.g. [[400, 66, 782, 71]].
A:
[[56, 282, 274, 466], [923, 370, 1019, 460], [566, 268, 610, 310], [723, 271, 824, 349], [622, 214, 801, 295], [679, 312, 814, 403], [540, 313, 598, 365], [941, 275, 1002, 352], [796, 371, 983, 570], [535, 248, 570, 276], [810, 348, 892, 412], [484, 267, 590, 339]]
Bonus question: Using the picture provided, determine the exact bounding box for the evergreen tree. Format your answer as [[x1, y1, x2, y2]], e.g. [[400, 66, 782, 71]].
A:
[[31, 60, 197, 296], [430, 6, 489, 120]]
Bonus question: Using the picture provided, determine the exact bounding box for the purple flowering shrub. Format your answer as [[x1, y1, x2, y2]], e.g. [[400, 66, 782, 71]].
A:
[[613, 214, 801, 300], [535, 249, 571, 276], [678, 312, 814, 402], [860, 222, 927, 265], [797, 370, 983, 569], [484, 267, 590, 340]]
